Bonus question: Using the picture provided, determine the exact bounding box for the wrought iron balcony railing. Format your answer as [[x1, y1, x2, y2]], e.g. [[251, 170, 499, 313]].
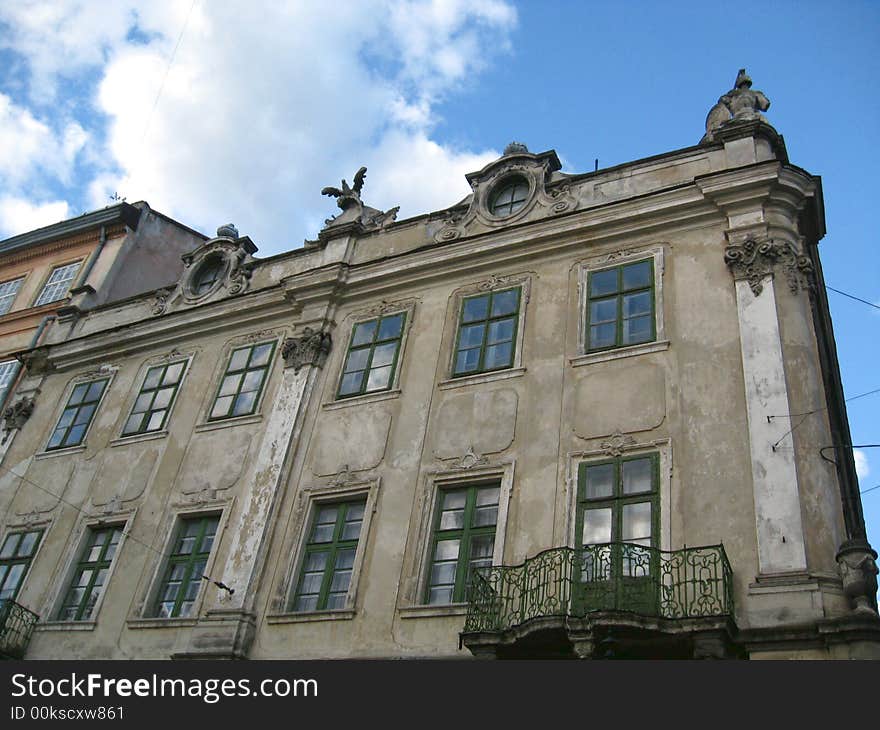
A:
[[0, 599, 39, 659], [463, 542, 733, 634]]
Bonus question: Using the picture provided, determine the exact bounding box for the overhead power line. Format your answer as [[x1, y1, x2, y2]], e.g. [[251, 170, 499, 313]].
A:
[[826, 285, 880, 311]]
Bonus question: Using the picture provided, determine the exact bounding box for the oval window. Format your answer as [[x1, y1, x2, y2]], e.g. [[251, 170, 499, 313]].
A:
[[191, 254, 225, 296], [489, 177, 530, 217]]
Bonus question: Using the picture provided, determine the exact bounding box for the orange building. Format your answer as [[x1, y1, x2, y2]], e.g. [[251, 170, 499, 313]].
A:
[[0, 202, 205, 409]]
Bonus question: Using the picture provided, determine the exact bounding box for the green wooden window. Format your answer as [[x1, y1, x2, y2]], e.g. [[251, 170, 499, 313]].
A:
[[337, 313, 406, 398], [122, 361, 186, 435], [291, 499, 366, 612], [57, 526, 122, 621], [155, 515, 219, 618], [576, 454, 658, 576], [425, 482, 500, 604], [0, 530, 42, 601], [209, 341, 275, 420], [47, 378, 109, 450], [586, 259, 655, 351], [453, 287, 520, 377]]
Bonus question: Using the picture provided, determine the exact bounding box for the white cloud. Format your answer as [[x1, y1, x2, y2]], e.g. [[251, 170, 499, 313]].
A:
[[0, 198, 70, 238], [0, 1, 518, 253], [854, 449, 870, 480]]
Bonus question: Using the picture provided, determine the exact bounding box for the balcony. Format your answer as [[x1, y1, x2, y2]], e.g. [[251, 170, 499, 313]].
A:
[[0, 599, 39, 659], [461, 543, 742, 659]]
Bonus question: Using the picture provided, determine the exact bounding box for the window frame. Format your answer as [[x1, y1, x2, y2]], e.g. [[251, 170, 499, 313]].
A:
[[336, 311, 407, 400], [207, 340, 277, 422], [33, 260, 82, 307], [585, 258, 656, 352], [0, 358, 21, 410], [0, 276, 24, 315], [447, 281, 528, 381], [120, 359, 189, 437], [45, 376, 111, 451], [152, 514, 220, 619], [0, 529, 44, 602], [424, 480, 502, 605], [55, 524, 124, 622], [577, 248, 666, 361], [488, 176, 530, 218]]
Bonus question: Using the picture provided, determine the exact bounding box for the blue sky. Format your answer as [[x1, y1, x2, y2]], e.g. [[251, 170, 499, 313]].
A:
[[0, 1, 878, 547]]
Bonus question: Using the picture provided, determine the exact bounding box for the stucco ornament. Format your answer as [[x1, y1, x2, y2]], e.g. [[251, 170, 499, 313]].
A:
[[281, 327, 332, 371], [723, 238, 815, 296], [837, 546, 879, 615], [2, 396, 35, 440], [320, 166, 399, 234], [600, 431, 637, 457], [702, 69, 771, 143]]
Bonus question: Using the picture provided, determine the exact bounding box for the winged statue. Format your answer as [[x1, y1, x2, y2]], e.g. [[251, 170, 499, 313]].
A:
[[322, 167, 367, 209]]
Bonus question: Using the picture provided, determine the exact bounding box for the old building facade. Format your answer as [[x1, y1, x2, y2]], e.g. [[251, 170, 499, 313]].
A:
[[0, 71, 877, 660]]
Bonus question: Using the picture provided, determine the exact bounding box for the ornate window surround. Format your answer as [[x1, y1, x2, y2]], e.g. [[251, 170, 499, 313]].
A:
[[572, 246, 668, 367], [565, 437, 672, 553], [323, 298, 418, 409], [438, 273, 532, 390], [399, 459, 515, 616], [268, 477, 381, 624]]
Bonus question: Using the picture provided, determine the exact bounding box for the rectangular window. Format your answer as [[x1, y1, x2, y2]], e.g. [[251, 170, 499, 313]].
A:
[[122, 360, 186, 435], [57, 526, 122, 621], [34, 261, 81, 306], [154, 515, 219, 618], [453, 287, 520, 376], [0, 277, 24, 315], [209, 342, 275, 420], [291, 499, 366, 612], [0, 530, 42, 601], [337, 313, 406, 398], [586, 259, 655, 351], [425, 482, 500, 604], [576, 454, 658, 577], [46, 378, 109, 450], [0, 359, 21, 409]]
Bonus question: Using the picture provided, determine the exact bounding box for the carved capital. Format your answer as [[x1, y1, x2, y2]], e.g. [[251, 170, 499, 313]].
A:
[[723, 238, 814, 296], [281, 327, 332, 372], [2, 396, 35, 438], [837, 542, 879, 615]]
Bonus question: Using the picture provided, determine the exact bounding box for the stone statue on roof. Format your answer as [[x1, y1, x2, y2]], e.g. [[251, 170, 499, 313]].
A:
[[702, 69, 771, 143]]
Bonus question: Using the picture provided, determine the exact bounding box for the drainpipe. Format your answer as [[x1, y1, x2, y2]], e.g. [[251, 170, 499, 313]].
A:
[[71, 224, 106, 293], [0, 314, 55, 413]]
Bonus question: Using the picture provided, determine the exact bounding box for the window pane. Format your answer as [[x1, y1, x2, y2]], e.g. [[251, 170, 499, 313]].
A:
[[338, 371, 364, 396], [219, 373, 242, 396], [584, 463, 614, 499], [490, 289, 519, 317], [240, 370, 264, 393], [590, 269, 618, 297], [146, 411, 167, 431], [163, 362, 185, 384], [622, 458, 653, 494], [73, 404, 96, 426], [65, 424, 87, 446], [622, 261, 651, 290], [69, 384, 88, 405], [152, 387, 175, 410], [344, 348, 370, 373], [622, 502, 652, 542], [433, 538, 460, 562], [377, 314, 404, 340], [0, 535, 17, 558], [428, 586, 454, 605], [487, 318, 514, 345], [589, 323, 616, 349], [232, 391, 257, 416], [365, 366, 392, 392], [623, 291, 652, 318], [86, 381, 106, 402], [249, 343, 274, 368], [461, 295, 489, 323], [211, 396, 233, 419], [351, 320, 377, 347], [133, 393, 153, 413], [47, 429, 65, 449], [228, 348, 250, 372], [454, 348, 480, 374], [582, 508, 612, 545], [143, 367, 163, 390], [17, 532, 39, 557], [590, 298, 617, 324], [622, 315, 652, 344], [483, 342, 512, 370], [371, 342, 397, 368], [458, 323, 485, 349]]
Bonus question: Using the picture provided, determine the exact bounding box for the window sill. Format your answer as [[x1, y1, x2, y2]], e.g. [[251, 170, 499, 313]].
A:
[[323, 389, 401, 411], [398, 604, 469, 619], [265, 609, 356, 625], [35, 620, 96, 632], [438, 367, 526, 391], [126, 617, 199, 630], [109, 430, 168, 448], [194, 413, 263, 433], [570, 340, 669, 368], [35, 444, 87, 460]]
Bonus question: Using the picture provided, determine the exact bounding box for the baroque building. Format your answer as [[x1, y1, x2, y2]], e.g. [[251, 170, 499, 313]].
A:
[[0, 70, 877, 660]]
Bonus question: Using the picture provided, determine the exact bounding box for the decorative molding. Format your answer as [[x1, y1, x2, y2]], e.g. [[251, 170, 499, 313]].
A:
[[723, 238, 815, 296], [18, 347, 54, 376], [2, 396, 35, 439], [447, 446, 489, 470], [599, 431, 638, 457], [151, 287, 173, 316], [281, 327, 332, 371]]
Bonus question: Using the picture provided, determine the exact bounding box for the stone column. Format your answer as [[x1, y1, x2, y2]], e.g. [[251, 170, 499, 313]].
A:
[[178, 327, 331, 659]]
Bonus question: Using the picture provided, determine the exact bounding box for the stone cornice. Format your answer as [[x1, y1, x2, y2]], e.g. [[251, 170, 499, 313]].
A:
[[0, 223, 129, 267]]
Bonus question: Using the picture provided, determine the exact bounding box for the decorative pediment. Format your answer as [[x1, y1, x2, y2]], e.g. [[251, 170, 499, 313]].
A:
[[433, 143, 576, 243], [151, 224, 257, 315]]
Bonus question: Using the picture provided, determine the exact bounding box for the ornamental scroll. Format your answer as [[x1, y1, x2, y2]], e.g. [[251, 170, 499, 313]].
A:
[[723, 238, 815, 297], [281, 327, 332, 372]]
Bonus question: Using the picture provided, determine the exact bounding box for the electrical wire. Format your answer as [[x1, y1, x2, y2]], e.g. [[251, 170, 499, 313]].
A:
[[0, 462, 233, 596], [826, 285, 880, 311]]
